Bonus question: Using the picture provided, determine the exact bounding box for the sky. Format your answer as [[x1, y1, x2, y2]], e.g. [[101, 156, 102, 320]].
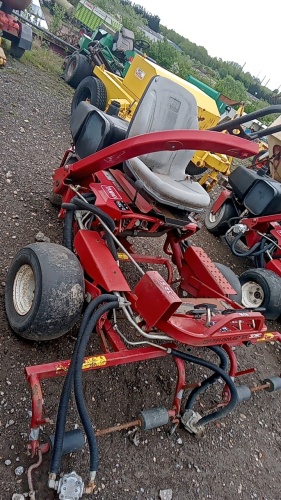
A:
[[137, 0, 280, 92]]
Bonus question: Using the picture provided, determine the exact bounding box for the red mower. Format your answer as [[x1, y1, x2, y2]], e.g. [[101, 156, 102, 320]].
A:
[[205, 114, 281, 320], [5, 77, 281, 498]]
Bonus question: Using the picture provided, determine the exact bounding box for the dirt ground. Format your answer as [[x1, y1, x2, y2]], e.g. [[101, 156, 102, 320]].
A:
[[1, 57, 281, 500]]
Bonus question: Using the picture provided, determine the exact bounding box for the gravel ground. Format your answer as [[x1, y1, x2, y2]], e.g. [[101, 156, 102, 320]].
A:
[[1, 56, 281, 500]]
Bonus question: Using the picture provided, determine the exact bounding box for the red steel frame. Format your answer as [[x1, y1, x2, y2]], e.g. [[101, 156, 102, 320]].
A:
[[0, 10, 21, 36], [211, 190, 281, 277], [25, 130, 281, 457], [239, 214, 281, 276]]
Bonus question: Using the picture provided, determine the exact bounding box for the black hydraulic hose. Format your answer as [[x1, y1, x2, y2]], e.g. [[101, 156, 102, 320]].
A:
[[61, 192, 95, 250], [227, 216, 242, 227], [61, 195, 117, 260], [72, 197, 118, 261], [62, 203, 76, 250], [249, 123, 281, 141], [170, 348, 238, 426], [74, 301, 119, 473], [185, 346, 228, 410], [254, 236, 269, 268], [49, 295, 117, 476], [210, 105, 281, 132], [225, 231, 274, 258], [72, 197, 115, 232]]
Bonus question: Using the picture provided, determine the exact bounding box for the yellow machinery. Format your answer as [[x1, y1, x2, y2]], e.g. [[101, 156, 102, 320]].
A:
[[94, 55, 220, 125], [0, 37, 7, 66]]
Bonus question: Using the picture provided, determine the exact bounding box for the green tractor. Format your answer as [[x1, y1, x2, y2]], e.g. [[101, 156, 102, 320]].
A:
[[63, 25, 151, 89]]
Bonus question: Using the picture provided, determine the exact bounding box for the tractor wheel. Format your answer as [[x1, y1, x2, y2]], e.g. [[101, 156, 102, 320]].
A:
[[205, 199, 237, 236], [5, 243, 85, 341], [239, 268, 281, 320], [185, 161, 207, 176], [214, 262, 242, 303], [64, 52, 92, 89], [71, 76, 107, 114], [10, 42, 25, 59]]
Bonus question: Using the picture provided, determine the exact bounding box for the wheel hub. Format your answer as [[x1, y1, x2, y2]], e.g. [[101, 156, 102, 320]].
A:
[[209, 209, 221, 223], [241, 281, 264, 308], [66, 60, 76, 79], [13, 265, 35, 315]]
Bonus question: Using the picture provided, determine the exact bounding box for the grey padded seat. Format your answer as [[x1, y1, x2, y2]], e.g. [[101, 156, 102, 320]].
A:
[[112, 27, 134, 53], [125, 76, 210, 211]]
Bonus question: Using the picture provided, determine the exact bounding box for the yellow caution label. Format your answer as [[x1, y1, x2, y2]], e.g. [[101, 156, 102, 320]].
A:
[[117, 252, 129, 260], [82, 356, 107, 369], [257, 332, 275, 342], [56, 363, 69, 373], [56, 356, 106, 374]]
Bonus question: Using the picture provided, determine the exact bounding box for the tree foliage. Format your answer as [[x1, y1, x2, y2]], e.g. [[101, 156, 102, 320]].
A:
[[214, 75, 247, 103], [146, 40, 191, 78], [120, 0, 160, 32]]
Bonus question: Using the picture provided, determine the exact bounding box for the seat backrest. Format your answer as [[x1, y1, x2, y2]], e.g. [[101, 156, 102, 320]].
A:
[[70, 101, 128, 159], [113, 27, 134, 52], [126, 75, 198, 181]]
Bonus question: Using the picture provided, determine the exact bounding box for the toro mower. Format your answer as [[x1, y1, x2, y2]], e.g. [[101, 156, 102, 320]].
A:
[[205, 115, 281, 319], [5, 76, 281, 499]]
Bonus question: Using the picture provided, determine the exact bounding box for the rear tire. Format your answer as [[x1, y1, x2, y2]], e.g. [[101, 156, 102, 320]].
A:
[[239, 268, 281, 320], [64, 52, 92, 89], [5, 243, 85, 341], [205, 199, 237, 236], [71, 76, 107, 114]]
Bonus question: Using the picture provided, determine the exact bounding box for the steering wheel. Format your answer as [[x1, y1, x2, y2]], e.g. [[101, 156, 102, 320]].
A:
[[134, 39, 150, 51]]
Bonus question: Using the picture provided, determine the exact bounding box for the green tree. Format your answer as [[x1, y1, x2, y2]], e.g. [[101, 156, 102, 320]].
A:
[[49, 4, 66, 34], [146, 40, 179, 72], [215, 75, 247, 102]]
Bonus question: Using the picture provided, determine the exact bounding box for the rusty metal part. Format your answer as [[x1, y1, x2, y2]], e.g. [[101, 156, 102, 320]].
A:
[[95, 419, 142, 436]]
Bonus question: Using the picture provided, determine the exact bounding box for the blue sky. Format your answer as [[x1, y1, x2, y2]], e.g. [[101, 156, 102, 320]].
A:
[[138, 0, 280, 92]]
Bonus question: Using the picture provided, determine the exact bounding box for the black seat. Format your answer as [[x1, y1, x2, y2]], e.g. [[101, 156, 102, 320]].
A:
[[70, 101, 128, 159], [229, 165, 281, 216], [228, 165, 262, 199]]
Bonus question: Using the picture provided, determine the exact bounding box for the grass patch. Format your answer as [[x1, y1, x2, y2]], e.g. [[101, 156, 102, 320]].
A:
[[22, 38, 63, 75], [1, 38, 11, 51]]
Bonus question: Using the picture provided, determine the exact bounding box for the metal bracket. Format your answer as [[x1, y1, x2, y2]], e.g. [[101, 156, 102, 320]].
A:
[[181, 409, 205, 438], [57, 471, 84, 499]]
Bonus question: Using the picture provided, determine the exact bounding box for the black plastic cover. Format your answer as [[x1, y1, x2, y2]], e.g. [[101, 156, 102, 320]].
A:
[[244, 178, 281, 215], [70, 101, 128, 159]]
